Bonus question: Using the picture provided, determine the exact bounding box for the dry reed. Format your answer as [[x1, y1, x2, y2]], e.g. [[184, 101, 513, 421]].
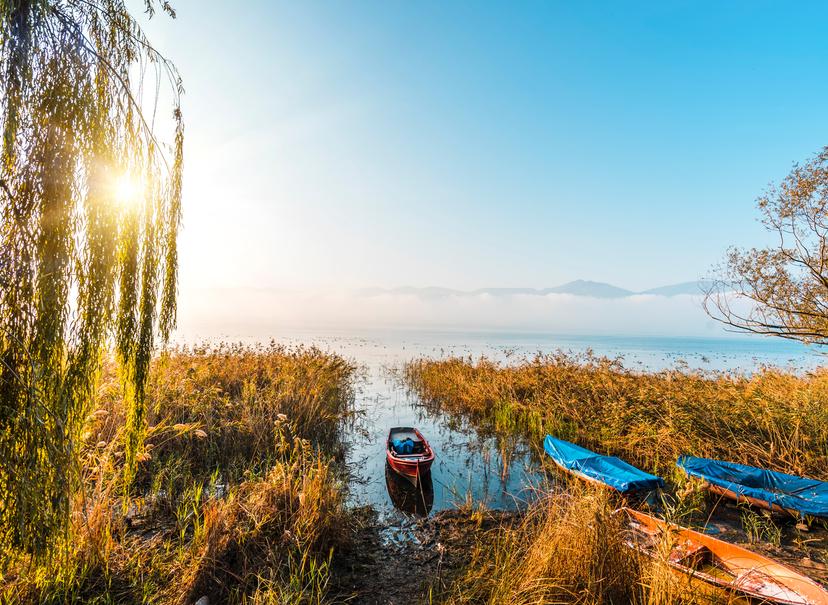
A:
[[436, 486, 744, 605], [2, 343, 356, 605], [405, 352, 828, 481]]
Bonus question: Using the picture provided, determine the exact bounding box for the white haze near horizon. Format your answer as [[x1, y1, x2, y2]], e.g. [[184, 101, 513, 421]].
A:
[[175, 287, 735, 340]]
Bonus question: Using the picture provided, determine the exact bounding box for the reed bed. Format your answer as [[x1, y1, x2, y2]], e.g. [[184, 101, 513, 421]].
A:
[[434, 485, 743, 605], [436, 486, 642, 605], [2, 343, 356, 605], [405, 352, 828, 482], [410, 353, 825, 604]]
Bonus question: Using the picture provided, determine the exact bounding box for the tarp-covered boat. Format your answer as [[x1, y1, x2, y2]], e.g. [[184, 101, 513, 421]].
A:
[[677, 455, 828, 519], [543, 435, 664, 493], [620, 507, 828, 605]]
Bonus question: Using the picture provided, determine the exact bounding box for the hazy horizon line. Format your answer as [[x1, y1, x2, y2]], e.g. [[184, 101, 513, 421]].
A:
[[182, 278, 716, 298]]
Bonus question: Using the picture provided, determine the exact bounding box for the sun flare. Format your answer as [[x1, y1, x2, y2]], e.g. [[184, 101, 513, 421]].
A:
[[113, 172, 144, 208]]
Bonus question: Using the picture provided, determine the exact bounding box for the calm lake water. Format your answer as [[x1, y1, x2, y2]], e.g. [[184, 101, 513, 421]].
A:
[[248, 329, 825, 524]]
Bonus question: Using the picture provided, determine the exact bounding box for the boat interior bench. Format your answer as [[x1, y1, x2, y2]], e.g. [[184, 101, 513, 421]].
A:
[[389, 428, 427, 455]]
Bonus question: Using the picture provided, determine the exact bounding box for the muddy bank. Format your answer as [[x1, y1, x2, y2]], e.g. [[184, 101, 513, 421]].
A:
[[330, 507, 520, 605], [329, 493, 828, 605]]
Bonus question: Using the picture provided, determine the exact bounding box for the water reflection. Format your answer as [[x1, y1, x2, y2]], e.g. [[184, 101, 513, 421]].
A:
[[342, 360, 545, 518], [250, 330, 819, 519], [385, 461, 434, 516]]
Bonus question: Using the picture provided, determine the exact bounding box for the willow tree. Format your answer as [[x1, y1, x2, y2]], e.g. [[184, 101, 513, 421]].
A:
[[0, 0, 183, 555], [705, 147, 828, 345]]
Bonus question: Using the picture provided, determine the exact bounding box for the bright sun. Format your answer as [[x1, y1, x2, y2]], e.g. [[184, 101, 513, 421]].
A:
[[113, 172, 144, 208]]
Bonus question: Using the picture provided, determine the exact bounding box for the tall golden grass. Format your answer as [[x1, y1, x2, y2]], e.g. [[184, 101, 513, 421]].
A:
[[2, 344, 355, 605], [436, 486, 642, 605], [405, 352, 828, 481], [409, 353, 825, 604], [435, 485, 745, 605]]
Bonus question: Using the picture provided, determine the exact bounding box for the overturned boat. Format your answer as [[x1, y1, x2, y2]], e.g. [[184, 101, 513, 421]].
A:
[[543, 435, 664, 494], [677, 455, 828, 519]]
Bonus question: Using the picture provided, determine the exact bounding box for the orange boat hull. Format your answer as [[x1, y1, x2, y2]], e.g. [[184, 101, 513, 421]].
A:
[[620, 507, 828, 605], [704, 483, 801, 517]]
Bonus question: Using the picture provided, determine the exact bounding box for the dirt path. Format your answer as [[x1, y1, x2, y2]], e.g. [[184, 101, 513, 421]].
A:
[[330, 507, 518, 605]]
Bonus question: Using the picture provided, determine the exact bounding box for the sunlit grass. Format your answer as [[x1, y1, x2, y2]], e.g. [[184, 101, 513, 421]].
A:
[[405, 352, 828, 481], [407, 353, 826, 604], [433, 485, 742, 605], [2, 344, 356, 604]]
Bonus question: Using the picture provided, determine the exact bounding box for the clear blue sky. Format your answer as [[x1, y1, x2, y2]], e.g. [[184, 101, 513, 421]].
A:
[[140, 1, 828, 293]]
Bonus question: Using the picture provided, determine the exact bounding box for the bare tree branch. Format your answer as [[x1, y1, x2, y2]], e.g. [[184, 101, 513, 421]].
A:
[[705, 148, 828, 346]]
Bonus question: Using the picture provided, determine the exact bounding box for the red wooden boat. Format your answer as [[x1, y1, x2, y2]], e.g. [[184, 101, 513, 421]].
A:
[[386, 427, 434, 485]]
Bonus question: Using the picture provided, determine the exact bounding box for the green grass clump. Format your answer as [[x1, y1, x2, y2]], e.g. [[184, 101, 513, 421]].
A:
[[2, 344, 356, 605], [405, 352, 828, 480]]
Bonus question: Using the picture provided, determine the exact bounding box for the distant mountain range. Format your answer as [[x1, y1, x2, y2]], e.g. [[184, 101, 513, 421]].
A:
[[356, 280, 715, 299]]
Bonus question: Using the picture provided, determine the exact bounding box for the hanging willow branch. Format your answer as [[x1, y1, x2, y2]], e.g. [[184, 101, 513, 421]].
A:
[[0, 0, 182, 555]]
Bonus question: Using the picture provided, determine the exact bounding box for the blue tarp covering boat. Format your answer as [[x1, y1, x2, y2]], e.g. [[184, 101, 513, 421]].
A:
[[677, 455, 828, 518], [543, 435, 664, 493]]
